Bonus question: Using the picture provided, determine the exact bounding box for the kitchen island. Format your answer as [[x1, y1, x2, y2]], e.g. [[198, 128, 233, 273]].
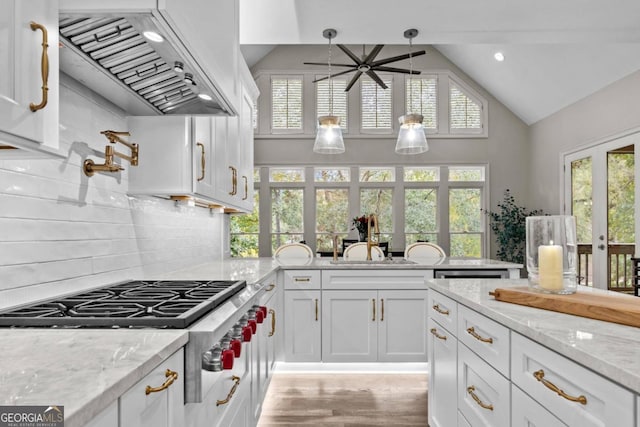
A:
[[428, 278, 640, 426]]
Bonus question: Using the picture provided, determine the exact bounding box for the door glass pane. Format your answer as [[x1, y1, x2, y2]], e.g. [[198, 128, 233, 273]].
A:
[[271, 188, 304, 251], [449, 188, 482, 256], [314, 168, 350, 182], [405, 189, 438, 247], [571, 157, 593, 286], [607, 146, 635, 291], [316, 188, 349, 251], [360, 188, 393, 243], [359, 167, 395, 182]]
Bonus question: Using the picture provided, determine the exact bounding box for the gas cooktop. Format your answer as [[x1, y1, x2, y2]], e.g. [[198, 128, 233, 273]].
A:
[[0, 280, 247, 329]]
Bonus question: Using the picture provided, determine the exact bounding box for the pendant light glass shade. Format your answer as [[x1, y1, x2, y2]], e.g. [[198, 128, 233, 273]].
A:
[[314, 115, 345, 154], [395, 113, 428, 154]]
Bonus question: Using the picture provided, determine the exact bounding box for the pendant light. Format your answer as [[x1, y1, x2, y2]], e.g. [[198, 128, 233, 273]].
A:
[[395, 29, 428, 155], [313, 28, 345, 154]]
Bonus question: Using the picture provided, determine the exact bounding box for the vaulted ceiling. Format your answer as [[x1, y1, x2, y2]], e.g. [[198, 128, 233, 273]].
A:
[[239, 0, 640, 125]]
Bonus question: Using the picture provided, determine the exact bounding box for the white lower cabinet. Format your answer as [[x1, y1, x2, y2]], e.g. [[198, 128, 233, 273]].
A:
[[284, 289, 321, 362], [120, 349, 185, 427], [511, 332, 634, 427], [84, 400, 118, 427], [427, 316, 458, 427], [512, 384, 566, 427], [321, 289, 428, 362], [458, 343, 510, 427], [458, 411, 472, 427]]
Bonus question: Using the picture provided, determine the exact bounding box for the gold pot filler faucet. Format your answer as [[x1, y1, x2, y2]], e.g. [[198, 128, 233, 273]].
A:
[[83, 130, 139, 177]]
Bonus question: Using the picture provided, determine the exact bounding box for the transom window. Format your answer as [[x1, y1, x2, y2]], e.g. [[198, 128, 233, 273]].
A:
[[406, 77, 437, 130], [361, 77, 393, 130], [450, 80, 482, 132], [271, 76, 303, 131], [316, 78, 348, 129]]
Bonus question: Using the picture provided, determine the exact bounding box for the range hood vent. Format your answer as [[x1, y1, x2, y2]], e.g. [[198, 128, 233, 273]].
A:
[[59, 15, 234, 116]]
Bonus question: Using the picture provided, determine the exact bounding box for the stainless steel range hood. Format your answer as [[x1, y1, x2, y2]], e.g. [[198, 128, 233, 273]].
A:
[[59, 14, 235, 116]]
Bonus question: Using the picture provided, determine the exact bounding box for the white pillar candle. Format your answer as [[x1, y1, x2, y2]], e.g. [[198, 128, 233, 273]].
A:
[[538, 241, 563, 290]]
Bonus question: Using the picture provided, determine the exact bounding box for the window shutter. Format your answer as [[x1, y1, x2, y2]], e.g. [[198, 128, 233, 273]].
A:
[[271, 77, 303, 130], [450, 82, 481, 130], [361, 77, 392, 129], [316, 78, 348, 129], [406, 77, 437, 130]]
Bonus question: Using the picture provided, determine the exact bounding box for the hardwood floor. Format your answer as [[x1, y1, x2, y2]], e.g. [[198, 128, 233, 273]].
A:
[[257, 373, 429, 426]]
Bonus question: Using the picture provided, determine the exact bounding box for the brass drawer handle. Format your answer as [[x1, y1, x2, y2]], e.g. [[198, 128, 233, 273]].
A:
[[381, 298, 384, 321], [216, 375, 241, 406], [265, 283, 276, 291], [145, 369, 178, 395], [429, 328, 447, 341], [242, 175, 248, 200], [315, 298, 319, 321], [372, 298, 376, 321], [29, 21, 49, 112], [466, 327, 493, 344], [432, 304, 449, 315], [294, 277, 311, 282], [467, 385, 493, 411], [268, 309, 276, 337], [196, 142, 205, 181], [533, 369, 587, 405]]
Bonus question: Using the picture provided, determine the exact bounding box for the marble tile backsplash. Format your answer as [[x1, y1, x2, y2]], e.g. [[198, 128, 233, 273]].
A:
[[0, 78, 225, 309]]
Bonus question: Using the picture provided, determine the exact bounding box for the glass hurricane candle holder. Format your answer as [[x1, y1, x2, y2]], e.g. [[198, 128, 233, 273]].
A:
[[526, 215, 577, 294]]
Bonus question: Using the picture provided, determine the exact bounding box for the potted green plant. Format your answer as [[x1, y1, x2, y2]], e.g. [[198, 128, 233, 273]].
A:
[[485, 189, 543, 266]]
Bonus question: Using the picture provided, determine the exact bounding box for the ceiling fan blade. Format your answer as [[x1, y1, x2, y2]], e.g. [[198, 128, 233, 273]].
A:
[[304, 62, 358, 67], [312, 69, 357, 83], [363, 45, 385, 64], [366, 70, 388, 90], [337, 44, 363, 65], [345, 70, 363, 91], [374, 66, 422, 75], [370, 50, 426, 67]]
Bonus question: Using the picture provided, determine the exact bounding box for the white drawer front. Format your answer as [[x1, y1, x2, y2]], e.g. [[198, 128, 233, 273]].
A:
[[283, 270, 321, 290], [458, 304, 510, 378], [512, 384, 566, 427], [321, 269, 429, 290], [458, 343, 510, 427], [512, 333, 634, 427], [428, 290, 457, 335], [458, 410, 472, 427]]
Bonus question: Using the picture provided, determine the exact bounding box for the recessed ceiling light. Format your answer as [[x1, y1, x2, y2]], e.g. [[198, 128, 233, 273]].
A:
[[143, 31, 164, 43], [494, 52, 505, 62], [198, 93, 212, 101]]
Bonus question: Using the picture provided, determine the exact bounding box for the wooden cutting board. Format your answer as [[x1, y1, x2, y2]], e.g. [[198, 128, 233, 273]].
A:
[[490, 286, 640, 328]]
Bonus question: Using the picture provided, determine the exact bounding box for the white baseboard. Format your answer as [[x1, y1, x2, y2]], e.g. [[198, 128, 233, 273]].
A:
[[273, 361, 429, 374]]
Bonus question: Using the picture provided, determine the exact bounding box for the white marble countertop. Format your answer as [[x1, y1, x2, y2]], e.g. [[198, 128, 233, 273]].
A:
[[0, 328, 188, 427], [429, 278, 640, 394]]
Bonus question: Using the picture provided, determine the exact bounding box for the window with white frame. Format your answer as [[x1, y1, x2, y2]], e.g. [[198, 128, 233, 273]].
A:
[[271, 76, 303, 131], [361, 76, 393, 130], [405, 76, 437, 131], [449, 79, 483, 132], [316, 78, 348, 129]]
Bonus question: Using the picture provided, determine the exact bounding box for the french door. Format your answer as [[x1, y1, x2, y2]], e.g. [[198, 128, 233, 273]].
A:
[[563, 132, 639, 291]]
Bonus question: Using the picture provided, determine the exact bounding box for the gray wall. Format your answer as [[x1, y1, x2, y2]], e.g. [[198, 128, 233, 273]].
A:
[[529, 70, 640, 213]]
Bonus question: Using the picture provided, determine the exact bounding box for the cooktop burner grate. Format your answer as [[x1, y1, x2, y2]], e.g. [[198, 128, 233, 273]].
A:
[[0, 280, 246, 328]]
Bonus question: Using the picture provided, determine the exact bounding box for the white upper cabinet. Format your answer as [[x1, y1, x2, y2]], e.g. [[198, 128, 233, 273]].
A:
[[0, 0, 62, 158]]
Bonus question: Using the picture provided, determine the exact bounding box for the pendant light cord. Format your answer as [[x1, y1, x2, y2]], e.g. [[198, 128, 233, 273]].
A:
[[328, 35, 333, 116], [408, 35, 413, 115]]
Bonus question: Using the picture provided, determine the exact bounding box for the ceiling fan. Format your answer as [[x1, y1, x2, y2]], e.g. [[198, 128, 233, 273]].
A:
[[305, 29, 426, 92]]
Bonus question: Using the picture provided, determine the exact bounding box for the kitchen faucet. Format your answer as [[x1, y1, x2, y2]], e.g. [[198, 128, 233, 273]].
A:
[[332, 234, 339, 261], [366, 214, 380, 261]]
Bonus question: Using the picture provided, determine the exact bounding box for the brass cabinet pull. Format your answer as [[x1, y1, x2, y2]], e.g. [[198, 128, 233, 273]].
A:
[[229, 166, 237, 195], [294, 277, 310, 282], [466, 327, 493, 344], [242, 175, 248, 200], [430, 328, 447, 341], [381, 298, 384, 321], [268, 308, 276, 337], [216, 375, 240, 406], [372, 299, 376, 321], [145, 369, 178, 395], [432, 304, 449, 315], [29, 21, 49, 112], [467, 386, 493, 411], [315, 298, 319, 321], [196, 142, 205, 181], [533, 369, 587, 405], [265, 283, 276, 291]]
